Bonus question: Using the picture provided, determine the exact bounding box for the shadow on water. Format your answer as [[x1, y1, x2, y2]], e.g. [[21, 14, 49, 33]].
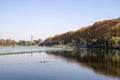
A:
[[47, 48, 120, 79]]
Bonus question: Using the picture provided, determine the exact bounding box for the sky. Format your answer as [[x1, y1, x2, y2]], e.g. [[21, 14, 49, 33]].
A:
[[0, 0, 120, 41]]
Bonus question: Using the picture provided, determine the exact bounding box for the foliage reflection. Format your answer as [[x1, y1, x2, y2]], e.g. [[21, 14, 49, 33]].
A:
[[47, 48, 120, 78]]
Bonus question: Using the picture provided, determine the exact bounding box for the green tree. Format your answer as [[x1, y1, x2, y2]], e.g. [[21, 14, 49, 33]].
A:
[[112, 36, 120, 46]]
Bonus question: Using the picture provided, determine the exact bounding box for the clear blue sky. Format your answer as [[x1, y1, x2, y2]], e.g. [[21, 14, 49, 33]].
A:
[[0, 0, 120, 41]]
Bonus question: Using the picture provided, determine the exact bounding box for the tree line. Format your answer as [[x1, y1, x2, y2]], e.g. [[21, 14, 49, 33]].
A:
[[1, 17, 120, 48], [42, 17, 120, 48], [0, 39, 42, 46]]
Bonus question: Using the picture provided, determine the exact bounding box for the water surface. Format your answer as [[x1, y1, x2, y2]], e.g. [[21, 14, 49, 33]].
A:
[[0, 47, 120, 80]]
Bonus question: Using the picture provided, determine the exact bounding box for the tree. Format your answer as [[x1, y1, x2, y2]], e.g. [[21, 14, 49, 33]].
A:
[[0, 39, 6, 46], [12, 40, 17, 45], [112, 36, 120, 46], [6, 39, 12, 45], [37, 39, 43, 45], [27, 41, 32, 46], [18, 40, 27, 46]]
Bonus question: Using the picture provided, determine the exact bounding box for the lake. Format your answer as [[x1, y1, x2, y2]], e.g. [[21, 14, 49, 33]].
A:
[[0, 46, 120, 80]]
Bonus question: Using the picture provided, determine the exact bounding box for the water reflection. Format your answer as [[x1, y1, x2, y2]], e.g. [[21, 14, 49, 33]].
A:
[[47, 48, 120, 79]]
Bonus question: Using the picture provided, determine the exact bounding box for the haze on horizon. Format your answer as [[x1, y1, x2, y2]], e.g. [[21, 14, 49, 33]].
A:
[[0, 0, 120, 41]]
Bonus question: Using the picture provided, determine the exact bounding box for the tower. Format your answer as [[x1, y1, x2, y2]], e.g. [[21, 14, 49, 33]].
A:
[[31, 35, 33, 41]]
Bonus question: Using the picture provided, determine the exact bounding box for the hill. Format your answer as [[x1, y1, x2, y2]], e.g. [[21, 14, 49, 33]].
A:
[[43, 17, 120, 48]]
